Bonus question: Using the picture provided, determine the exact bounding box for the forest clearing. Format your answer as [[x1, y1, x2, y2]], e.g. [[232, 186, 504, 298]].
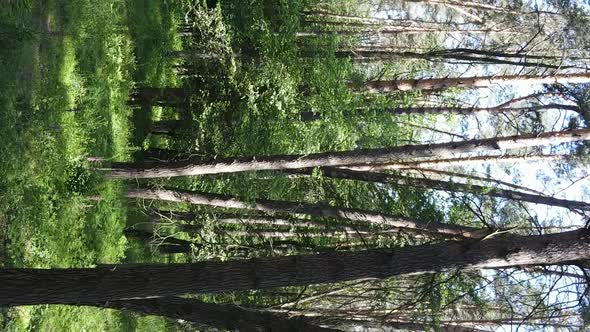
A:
[[1, 0, 590, 331]]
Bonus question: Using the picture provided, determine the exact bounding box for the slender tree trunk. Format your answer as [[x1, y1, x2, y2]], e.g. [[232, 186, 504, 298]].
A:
[[303, 167, 590, 210], [130, 87, 189, 105], [347, 153, 568, 171], [357, 72, 590, 93], [167, 50, 220, 60], [90, 297, 341, 332], [299, 103, 579, 120], [208, 217, 325, 229], [363, 103, 579, 115], [400, 167, 545, 195], [332, 49, 569, 69], [344, 47, 582, 61], [104, 129, 590, 179], [1, 229, 589, 305], [149, 120, 184, 135], [124, 229, 195, 255], [126, 188, 486, 238], [406, 0, 518, 14]]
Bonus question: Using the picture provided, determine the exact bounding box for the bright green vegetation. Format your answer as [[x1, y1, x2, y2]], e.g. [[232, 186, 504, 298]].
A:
[[0, 0, 460, 330], [0, 0, 170, 330]]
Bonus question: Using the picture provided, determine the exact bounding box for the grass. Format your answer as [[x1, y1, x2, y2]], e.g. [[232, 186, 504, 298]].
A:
[[0, 0, 181, 330]]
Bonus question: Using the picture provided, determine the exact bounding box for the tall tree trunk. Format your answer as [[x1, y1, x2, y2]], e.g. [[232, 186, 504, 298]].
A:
[[357, 72, 590, 93], [149, 120, 184, 136], [126, 188, 486, 239], [402, 167, 545, 195], [206, 217, 325, 229], [332, 49, 569, 69], [130, 87, 189, 106], [366, 103, 578, 115], [299, 103, 580, 120], [302, 167, 590, 210], [1, 229, 588, 305], [105, 129, 590, 179], [346, 153, 568, 171], [406, 0, 518, 14], [91, 297, 341, 332]]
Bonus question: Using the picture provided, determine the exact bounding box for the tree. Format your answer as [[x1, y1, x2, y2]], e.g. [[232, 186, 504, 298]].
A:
[[298, 167, 590, 210], [127, 188, 486, 238], [357, 72, 590, 93], [104, 129, 590, 178], [1, 229, 589, 305], [93, 297, 340, 332]]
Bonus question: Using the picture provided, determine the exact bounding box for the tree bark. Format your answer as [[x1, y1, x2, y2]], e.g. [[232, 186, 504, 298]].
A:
[[358, 72, 590, 93], [333, 49, 569, 69], [1, 229, 589, 305], [127, 188, 486, 238], [90, 297, 341, 332], [104, 129, 590, 179], [346, 153, 568, 171], [149, 120, 184, 135], [299, 103, 580, 120]]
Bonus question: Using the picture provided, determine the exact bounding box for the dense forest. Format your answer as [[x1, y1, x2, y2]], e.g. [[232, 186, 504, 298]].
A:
[[1, 0, 590, 330]]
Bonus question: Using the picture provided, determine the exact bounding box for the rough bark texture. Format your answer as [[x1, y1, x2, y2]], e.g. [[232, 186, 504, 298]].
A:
[[93, 297, 339, 332], [126, 188, 487, 238], [105, 129, 590, 178], [359, 73, 590, 92], [1, 229, 589, 305]]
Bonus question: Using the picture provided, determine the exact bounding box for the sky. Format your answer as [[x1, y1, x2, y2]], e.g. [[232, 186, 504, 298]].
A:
[[367, 0, 590, 330]]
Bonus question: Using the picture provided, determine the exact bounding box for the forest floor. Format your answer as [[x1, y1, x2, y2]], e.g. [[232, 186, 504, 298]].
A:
[[0, 0, 182, 330]]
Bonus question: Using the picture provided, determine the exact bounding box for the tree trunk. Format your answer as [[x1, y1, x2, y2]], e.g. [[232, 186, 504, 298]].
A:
[[358, 72, 590, 93], [333, 49, 569, 69], [126, 188, 488, 239], [303, 167, 590, 210], [299, 103, 579, 120], [1, 229, 589, 305], [346, 153, 568, 171], [90, 297, 340, 332], [406, 0, 518, 14], [105, 129, 590, 178], [124, 229, 195, 255], [209, 217, 324, 229], [366, 103, 579, 115], [402, 167, 545, 195], [149, 120, 184, 136], [130, 87, 189, 106]]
